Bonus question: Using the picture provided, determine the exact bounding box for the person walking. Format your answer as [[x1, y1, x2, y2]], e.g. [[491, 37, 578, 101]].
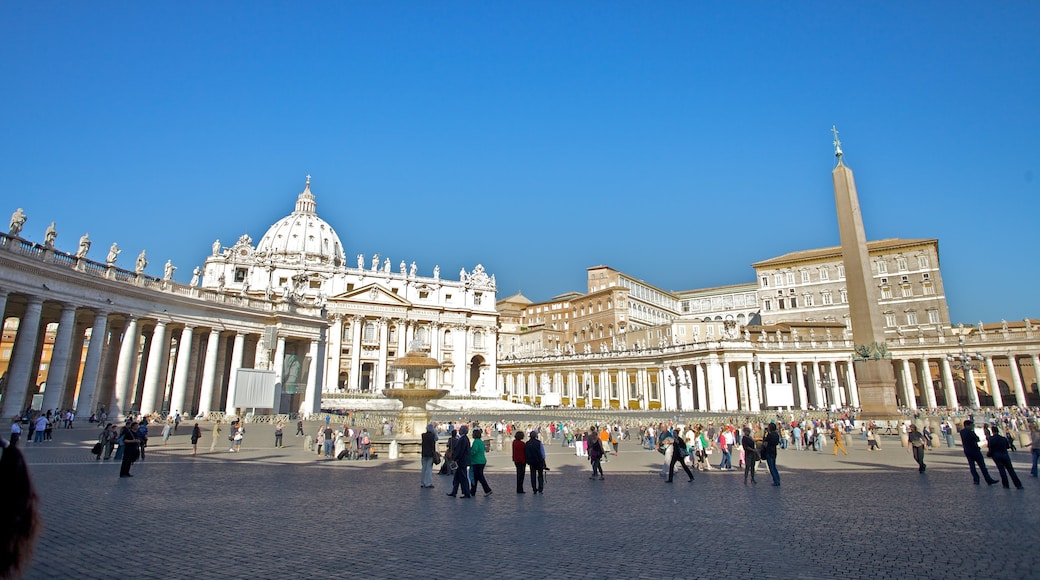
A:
[[10, 417, 22, 447], [512, 430, 527, 493], [763, 422, 781, 486], [447, 425, 473, 498], [587, 427, 605, 480], [986, 425, 1024, 489], [295, 419, 305, 437], [161, 421, 173, 445], [209, 420, 222, 452], [420, 424, 437, 489], [274, 421, 285, 448], [666, 434, 695, 483], [866, 426, 881, 451], [907, 424, 926, 473], [118, 421, 141, 478], [741, 427, 758, 484], [99, 424, 117, 460], [524, 430, 547, 494], [190, 423, 202, 456], [959, 419, 999, 485], [832, 424, 849, 456], [470, 428, 493, 496]]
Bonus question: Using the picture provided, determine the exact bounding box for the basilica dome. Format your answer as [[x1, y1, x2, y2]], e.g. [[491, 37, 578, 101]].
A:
[[256, 178, 346, 267]]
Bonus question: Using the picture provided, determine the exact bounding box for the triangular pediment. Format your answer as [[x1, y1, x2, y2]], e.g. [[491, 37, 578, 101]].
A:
[[332, 284, 412, 307]]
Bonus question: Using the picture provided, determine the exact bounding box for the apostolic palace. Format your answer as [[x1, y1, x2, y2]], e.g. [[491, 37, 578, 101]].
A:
[[1, 164, 1038, 419]]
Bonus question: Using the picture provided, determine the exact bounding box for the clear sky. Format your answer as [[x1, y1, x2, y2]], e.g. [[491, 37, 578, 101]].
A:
[[2, 2, 1037, 324]]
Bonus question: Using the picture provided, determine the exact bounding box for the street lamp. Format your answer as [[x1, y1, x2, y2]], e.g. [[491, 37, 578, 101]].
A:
[[947, 336, 983, 373]]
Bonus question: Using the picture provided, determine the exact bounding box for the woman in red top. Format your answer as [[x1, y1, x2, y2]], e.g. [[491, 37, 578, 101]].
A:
[[512, 430, 527, 493]]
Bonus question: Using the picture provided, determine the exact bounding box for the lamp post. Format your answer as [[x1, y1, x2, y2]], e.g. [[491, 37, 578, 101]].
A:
[[820, 370, 833, 412], [947, 335, 983, 408]]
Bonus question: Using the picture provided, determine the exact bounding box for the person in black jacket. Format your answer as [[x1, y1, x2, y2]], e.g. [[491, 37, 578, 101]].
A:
[[741, 427, 758, 485], [986, 425, 1023, 489], [959, 420, 999, 485], [524, 431, 546, 494], [420, 424, 437, 489], [447, 425, 472, 498], [763, 422, 781, 486], [666, 434, 695, 483]]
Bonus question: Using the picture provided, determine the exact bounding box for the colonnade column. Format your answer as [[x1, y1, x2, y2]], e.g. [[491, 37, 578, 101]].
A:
[[984, 356, 1003, 408], [793, 361, 808, 410], [273, 335, 286, 411], [706, 357, 724, 411], [827, 360, 841, 408], [1032, 354, 1040, 400], [42, 303, 79, 412], [964, 365, 981, 408], [900, 359, 918, 410], [722, 362, 737, 411], [694, 364, 707, 411], [223, 332, 245, 414], [1008, 355, 1027, 407], [918, 358, 938, 409], [376, 320, 389, 392], [845, 362, 861, 408], [1, 296, 44, 418], [74, 310, 109, 418], [111, 315, 140, 418], [197, 330, 221, 416], [326, 315, 343, 393], [169, 326, 195, 415], [139, 321, 169, 415], [349, 316, 362, 391], [939, 358, 958, 408], [301, 339, 320, 415], [746, 361, 761, 412]]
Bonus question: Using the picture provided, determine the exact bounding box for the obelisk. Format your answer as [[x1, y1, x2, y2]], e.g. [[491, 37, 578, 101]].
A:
[[831, 127, 899, 417]]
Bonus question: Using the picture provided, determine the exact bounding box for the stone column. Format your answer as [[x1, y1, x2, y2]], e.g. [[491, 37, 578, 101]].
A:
[[376, 320, 389, 392], [301, 339, 320, 415], [0, 290, 8, 324], [900, 359, 918, 410], [845, 362, 861, 408], [1032, 354, 1040, 401], [326, 315, 343, 393], [828, 360, 841, 408], [746, 361, 761, 412], [74, 310, 109, 418], [794, 361, 808, 410], [984, 356, 1003, 408], [939, 357, 959, 408], [1, 296, 44, 418], [918, 358, 938, 409], [111, 315, 140, 418], [197, 330, 221, 416], [722, 361, 737, 411], [223, 332, 245, 414], [695, 364, 707, 411], [349, 316, 362, 391], [965, 365, 981, 408], [139, 321, 169, 415], [169, 326, 195, 415], [272, 335, 286, 412], [1008, 354, 1027, 407], [706, 357, 725, 412], [41, 304, 79, 412]]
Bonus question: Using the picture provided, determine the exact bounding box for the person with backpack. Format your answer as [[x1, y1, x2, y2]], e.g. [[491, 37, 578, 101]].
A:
[[587, 426, 605, 480], [118, 422, 141, 478], [360, 429, 372, 460], [524, 430, 546, 494], [741, 427, 759, 484], [666, 433, 695, 483]]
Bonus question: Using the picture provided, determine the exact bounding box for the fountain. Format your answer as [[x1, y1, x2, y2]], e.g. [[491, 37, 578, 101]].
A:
[[383, 340, 448, 455]]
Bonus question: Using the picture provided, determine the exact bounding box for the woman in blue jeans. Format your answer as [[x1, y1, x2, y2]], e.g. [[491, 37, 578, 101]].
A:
[[763, 423, 781, 486]]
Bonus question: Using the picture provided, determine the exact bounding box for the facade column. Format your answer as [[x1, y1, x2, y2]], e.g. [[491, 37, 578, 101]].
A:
[[272, 335, 286, 410], [139, 321, 169, 415], [349, 316, 362, 391], [900, 359, 918, 410], [301, 339, 320, 415], [2, 296, 45, 418], [111, 315, 140, 418], [984, 356, 1003, 408], [197, 330, 221, 416], [827, 360, 841, 408], [42, 304, 79, 412], [746, 361, 762, 412], [169, 326, 195, 415], [223, 332, 245, 414], [1032, 354, 1040, 401], [812, 361, 824, 408], [326, 315, 343, 392], [722, 361, 737, 411], [74, 310, 109, 418], [939, 357, 959, 408], [706, 357, 725, 412], [694, 364, 707, 411], [376, 320, 389, 393], [845, 361, 861, 408], [1008, 354, 1027, 407], [918, 358, 938, 409], [794, 361, 808, 410], [964, 365, 981, 408]]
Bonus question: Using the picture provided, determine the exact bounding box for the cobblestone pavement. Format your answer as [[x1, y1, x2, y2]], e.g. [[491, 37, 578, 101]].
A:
[[16, 421, 1040, 579]]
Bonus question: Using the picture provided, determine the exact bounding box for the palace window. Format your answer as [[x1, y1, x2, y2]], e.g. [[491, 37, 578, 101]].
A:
[[474, 292, 483, 306], [801, 270, 811, 283], [804, 294, 815, 307], [764, 299, 773, 311], [761, 276, 769, 288], [419, 290, 429, 299], [839, 290, 848, 303], [901, 285, 913, 298], [918, 255, 929, 269], [885, 313, 897, 327], [786, 272, 796, 285], [363, 322, 376, 342], [877, 261, 888, 274], [774, 274, 784, 287], [443, 330, 453, 348], [881, 286, 892, 299], [474, 331, 484, 349], [837, 266, 845, 279], [822, 291, 833, 305], [820, 268, 830, 281], [897, 257, 908, 271], [906, 312, 918, 325], [234, 268, 247, 283], [923, 282, 934, 295], [789, 297, 798, 308], [928, 310, 940, 324]]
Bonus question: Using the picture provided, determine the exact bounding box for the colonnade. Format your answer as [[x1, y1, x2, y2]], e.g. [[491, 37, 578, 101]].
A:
[[0, 289, 322, 419]]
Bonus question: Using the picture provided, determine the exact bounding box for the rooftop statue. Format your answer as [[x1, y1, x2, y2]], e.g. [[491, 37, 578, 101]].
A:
[[190, 266, 200, 287], [212, 239, 221, 256], [76, 233, 91, 259], [135, 250, 148, 274], [44, 222, 57, 247], [9, 208, 26, 236], [106, 243, 120, 266], [163, 260, 176, 281]]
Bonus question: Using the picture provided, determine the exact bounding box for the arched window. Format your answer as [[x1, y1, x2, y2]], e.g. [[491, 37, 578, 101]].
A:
[[416, 326, 429, 347], [473, 331, 484, 349], [443, 329, 453, 348], [363, 322, 376, 342]]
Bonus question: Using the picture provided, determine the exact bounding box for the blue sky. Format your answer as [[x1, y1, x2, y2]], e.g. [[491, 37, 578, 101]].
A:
[[2, 2, 1037, 323]]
